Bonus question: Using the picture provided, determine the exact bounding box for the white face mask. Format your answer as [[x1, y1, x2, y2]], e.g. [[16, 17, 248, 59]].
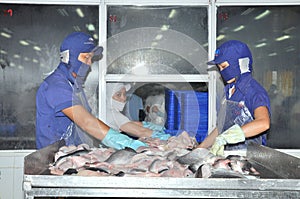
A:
[[148, 104, 165, 126], [112, 99, 126, 112]]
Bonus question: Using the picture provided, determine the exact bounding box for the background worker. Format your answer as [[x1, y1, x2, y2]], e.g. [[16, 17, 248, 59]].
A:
[[106, 83, 170, 140], [197, 40, 271, 156], [35, 32, 147, 150]]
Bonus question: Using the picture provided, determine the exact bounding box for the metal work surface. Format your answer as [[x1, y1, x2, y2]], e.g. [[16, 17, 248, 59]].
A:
[[23, 175, 300, 198], [23, 142, 300, 198]]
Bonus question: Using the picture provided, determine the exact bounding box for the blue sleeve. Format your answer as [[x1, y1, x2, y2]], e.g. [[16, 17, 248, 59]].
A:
[[251, 88, 271, 117], [46, 80, 80, 116]]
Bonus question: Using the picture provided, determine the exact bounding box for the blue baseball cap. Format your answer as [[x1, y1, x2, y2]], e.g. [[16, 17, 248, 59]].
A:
[[207, 40, 252, 66]]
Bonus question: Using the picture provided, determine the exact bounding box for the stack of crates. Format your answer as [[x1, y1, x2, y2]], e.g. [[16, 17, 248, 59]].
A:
[[165, 89, 208, 143]]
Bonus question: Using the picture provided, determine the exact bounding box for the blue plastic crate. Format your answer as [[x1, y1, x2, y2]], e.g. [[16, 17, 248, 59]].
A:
[[165, 89, 208, 143]]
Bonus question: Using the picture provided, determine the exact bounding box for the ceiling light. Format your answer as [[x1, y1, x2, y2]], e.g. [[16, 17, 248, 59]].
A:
[[86, 24, 95, 31], [255, 43, 266, 48], [13, 54, 20, 59], [161, 25, 169, 31], [10, 62, 15, 67], [285, 46, 295, 52], [93, 34, 98, 40], [216, 34, 225, 41], [0, 50, 7, 54], [151, 42, 158, 47], [233, 25, 245, 32], [283, 26, 296, 34], [33, 46, 41, 51], [76, 8, 84, 18], [1, 32, 11, 38], [18, 65, 24, 70], [155, 34, 163, 40], [275, 35, 290, 41], [33, 59, 38, 63], [255, 10, 271, 20], [19, 40, 29, 46], [168, 9, 177, 19], [57, 8, 69, 17], [241, 8, 255, 16], [268, 52, 277, 57], [73, 26, 81, 31]]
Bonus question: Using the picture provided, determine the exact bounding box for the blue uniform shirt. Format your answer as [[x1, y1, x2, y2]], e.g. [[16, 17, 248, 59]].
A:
[[224, 73, 271, 149], [36, 63, 81, 149]]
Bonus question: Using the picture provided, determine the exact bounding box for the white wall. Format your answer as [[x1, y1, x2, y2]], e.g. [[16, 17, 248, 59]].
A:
[[0, 150, 34, 199]]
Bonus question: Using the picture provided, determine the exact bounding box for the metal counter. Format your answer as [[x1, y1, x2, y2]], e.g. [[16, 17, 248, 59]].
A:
[[23, 142, 300, 198], [23, 175, 300, 198]]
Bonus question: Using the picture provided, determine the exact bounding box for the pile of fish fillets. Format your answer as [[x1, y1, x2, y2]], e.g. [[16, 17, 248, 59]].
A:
[[49, 131, 260, 178]]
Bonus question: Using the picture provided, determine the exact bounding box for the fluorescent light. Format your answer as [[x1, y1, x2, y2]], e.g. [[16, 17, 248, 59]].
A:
[[286, 46, 295, 52], [233, 25, 245, 32], [216, 34, 225, 41], [268, 52, 277, 57], [241, 8, 255, 16], [13, 54, 20, 58], [10, 62, 15, 67], [73, 26, 81, 31], [24, 57, 30, 61], [161, 25, 169, 31], [155, 34, 163, 40], [32, 59, 38, 63], [86, 24, 95, 31], [168, 9, 176, 19], [57, 8, 69, 17], [93, 34, 98, 40], [18, 65, 24, 70], [255, 10, 271, 20], [151, 42, 158, 47], [255, 43, 266, 48], [1, 32, 11, 38], [76, 8, 84, 18], [0, 50, 7, 54], [275, 35, 290, 41], [19, 40, 29, 46], [33, 46, 41, 51], [283, 26, 296, 34]]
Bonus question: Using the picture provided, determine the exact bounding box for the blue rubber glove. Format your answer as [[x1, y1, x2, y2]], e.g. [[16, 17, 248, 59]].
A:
[[142, 121, 166, 131], [102, 128, 148, 151], [151, 130, 171, 140]]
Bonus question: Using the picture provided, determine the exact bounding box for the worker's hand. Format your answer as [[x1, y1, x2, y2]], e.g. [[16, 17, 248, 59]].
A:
[[151, 130, 171, 140], [210, 124, 245, 156], [102, 128, 148, 151], [142, 121, 165, 131]]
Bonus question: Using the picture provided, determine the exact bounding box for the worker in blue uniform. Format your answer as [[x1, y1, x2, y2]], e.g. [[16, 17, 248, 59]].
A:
[[35, 32, 147, 150], [197, 40, 271, 156]]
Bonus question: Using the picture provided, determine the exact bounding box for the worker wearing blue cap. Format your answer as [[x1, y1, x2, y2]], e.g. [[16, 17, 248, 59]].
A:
[[197, 40, 271, 156], [36, 32, 147, 150]]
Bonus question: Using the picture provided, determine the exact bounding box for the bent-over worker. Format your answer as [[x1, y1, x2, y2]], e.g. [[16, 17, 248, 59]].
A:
[[35, 32, 147, 150]]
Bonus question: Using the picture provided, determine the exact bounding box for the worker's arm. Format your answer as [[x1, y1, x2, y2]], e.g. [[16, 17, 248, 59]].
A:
[[62, 105, 109, 140], [62, 105, 148, 150], [241, 106, 270, 138], [120, 121, 153, 138], [120, 121, 170, 140], [197, 127, 218, 149], [197, 106, 270, 149]]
